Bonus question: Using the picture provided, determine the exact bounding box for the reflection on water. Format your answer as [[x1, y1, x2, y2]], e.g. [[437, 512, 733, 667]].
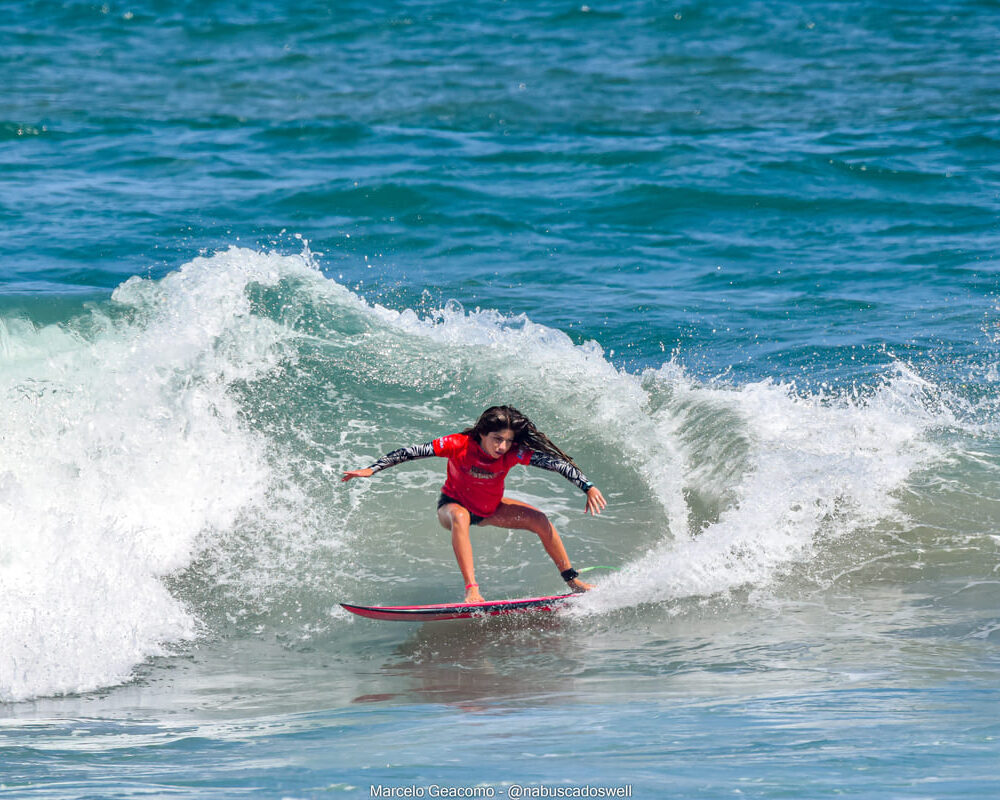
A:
[[374, 615, 580, 710]]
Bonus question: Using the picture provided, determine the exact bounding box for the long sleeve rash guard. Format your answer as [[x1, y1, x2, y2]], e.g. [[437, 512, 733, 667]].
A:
[[366, 432, 594, 518]]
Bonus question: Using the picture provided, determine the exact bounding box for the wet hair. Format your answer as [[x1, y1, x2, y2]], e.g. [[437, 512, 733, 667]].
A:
[[463, 405, 579, 469]]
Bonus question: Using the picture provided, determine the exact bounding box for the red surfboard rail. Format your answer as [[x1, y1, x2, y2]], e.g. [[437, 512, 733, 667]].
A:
[[341, 593, 578, 621]]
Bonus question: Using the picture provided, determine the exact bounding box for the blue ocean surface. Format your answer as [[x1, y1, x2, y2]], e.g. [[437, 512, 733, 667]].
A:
[[2, 1, 999, 797]]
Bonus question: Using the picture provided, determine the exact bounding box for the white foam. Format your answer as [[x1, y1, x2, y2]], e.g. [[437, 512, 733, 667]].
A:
[[575, 363, 950, 613], [0, 248, 313, 702]]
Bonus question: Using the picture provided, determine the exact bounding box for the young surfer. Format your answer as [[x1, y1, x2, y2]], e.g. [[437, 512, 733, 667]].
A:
[[342, 406, 607, 603]]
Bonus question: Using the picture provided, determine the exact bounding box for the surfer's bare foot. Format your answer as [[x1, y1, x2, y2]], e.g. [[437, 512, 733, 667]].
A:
[[465, 588, 485, 603], [567, 578, 593, 593]]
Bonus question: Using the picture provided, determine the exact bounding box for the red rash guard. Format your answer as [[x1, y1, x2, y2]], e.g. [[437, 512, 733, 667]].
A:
[[433, 433, 532, 518]]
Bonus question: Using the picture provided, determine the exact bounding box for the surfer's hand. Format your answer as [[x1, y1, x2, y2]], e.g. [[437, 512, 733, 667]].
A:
[[585, 486, 607, 515], [567, 578, 593, 593], [341, 468, 374, 482]]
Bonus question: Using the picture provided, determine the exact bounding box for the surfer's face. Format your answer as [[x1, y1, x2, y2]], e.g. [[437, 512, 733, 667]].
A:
[[480, 428, 516, 459]]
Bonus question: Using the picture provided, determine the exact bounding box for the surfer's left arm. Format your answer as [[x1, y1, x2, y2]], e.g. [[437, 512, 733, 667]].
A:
[[527, 452, 607, 515], [341, 442, 436, 482]]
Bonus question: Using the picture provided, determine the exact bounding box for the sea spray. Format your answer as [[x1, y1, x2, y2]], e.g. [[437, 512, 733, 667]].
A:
[[0, 248, 311, 701], [578, 363, 952, 613]]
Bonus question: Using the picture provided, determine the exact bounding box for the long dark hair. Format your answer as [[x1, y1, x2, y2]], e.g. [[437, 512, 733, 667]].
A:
[[463, 406, 579, 469]]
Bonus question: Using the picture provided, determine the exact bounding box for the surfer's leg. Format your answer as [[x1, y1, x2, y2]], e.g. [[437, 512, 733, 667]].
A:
[[438, 502, 485, 602], [483, 498, 593, 592]]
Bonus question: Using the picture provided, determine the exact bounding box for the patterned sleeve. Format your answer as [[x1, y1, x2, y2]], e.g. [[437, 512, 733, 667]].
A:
[[367, 442, 436, 473], [528, 451, 594, 493]]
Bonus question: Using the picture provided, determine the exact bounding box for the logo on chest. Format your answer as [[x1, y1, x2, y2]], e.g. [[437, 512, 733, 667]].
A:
[[468, 465, 499, 480]]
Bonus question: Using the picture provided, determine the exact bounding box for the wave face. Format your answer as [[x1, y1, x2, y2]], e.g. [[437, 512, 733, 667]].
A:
[[3, 247, 996, 702]]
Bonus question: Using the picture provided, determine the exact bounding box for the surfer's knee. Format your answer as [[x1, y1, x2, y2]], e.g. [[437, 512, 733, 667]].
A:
[[440, 504, 471, 531], [530, 511, 555, 540]]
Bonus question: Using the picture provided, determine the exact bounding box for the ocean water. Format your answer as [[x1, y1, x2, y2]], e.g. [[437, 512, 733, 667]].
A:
[[2, 0, 999, 797]]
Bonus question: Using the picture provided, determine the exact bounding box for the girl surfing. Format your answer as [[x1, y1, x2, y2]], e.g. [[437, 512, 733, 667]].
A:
[[342, 406, 607, 603]]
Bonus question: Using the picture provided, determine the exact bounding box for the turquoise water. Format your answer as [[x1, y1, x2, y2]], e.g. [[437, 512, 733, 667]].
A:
[[2, 1, 1000, 797]]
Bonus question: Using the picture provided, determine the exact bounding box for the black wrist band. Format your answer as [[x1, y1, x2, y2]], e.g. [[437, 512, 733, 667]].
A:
[[561, 568, 579, 582]]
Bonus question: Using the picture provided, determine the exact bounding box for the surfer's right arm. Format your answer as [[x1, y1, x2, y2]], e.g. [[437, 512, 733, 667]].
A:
[[341, 442, 436, 482]]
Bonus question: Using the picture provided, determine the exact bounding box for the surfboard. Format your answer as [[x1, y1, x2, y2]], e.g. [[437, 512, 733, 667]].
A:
[[341, 593, 577, 621]]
